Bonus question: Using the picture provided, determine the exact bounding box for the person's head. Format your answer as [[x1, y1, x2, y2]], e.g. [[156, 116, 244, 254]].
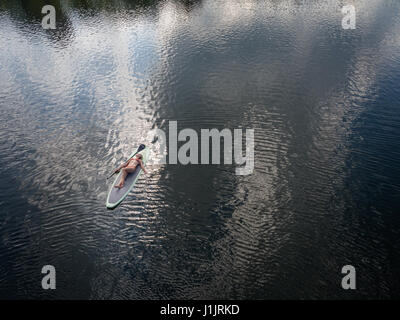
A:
[[136, 154, 143, 160]]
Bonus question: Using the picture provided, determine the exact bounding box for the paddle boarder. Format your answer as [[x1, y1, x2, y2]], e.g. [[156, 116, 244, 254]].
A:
[[114, 154, 148, 189]]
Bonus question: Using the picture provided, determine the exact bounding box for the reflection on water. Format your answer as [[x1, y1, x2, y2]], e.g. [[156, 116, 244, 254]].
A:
[[0, 0, 400, 299]]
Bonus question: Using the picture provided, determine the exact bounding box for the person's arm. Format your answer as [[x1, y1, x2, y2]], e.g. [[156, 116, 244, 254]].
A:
[[115, 160, 129, 172], [139, 160, 148, 174]]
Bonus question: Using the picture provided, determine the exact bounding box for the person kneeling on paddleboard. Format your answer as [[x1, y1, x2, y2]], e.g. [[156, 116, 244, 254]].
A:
[[114, 154, 148, 189]]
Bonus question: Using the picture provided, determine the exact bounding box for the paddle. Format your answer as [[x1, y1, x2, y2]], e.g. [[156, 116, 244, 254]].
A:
[[107, 144, 146, 180]]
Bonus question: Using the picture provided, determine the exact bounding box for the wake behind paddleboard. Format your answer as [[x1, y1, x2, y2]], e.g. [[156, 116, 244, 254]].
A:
[[106, 145, 149, 210]]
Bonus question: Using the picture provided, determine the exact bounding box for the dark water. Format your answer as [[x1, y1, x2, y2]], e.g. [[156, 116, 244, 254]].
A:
[[1, 0, 400, 299]]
